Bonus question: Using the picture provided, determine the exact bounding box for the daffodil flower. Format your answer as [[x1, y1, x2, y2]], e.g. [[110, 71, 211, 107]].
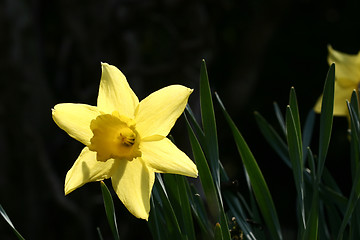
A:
[[52, 63, 198, 220], [314, 45, 360, 116]]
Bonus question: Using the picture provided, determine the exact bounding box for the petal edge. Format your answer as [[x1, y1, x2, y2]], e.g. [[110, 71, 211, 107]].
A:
[[52, 103, 101, 145], [135, 85, 192, 138], [97, 63, 139, 118], [65, 147, 117, 195], [111, 158, 154, 220], [141, 138, 198, 178]]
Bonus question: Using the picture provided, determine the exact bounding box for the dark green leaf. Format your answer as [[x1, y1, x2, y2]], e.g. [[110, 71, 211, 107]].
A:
[[200, 59, 220, 189], [273, 102, 286, 136], [219, 163, 256, 240], [254, 111, 290, 168], [186, 115, 220, 221], [177, 176, 196, 240], [223, 193, 256, 240], [100, 181, 120, 240], [216, 93, 283, 240], [188, 184, 213, 238], [319, 203, 332, 239], [289, 87, 303, 156], [302, 148, 318, 240], [286, 106, 305, 229], [186, 113, 231, 240], [307, 147, 316, 183], [350, 90, 360, 180], [185, 105, 206, 144], [154, 174, 183, 240], [163, 174, 196, 240], [337, 101, 360, 239], [317, 63, 335, 179], [149, 188, 168, 240]]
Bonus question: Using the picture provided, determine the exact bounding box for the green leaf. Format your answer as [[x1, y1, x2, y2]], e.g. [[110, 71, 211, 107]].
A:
[[219, 165, 257, 240], [319, 203, 332, 239], [186, 115, 220, 221], [319, 185, 347, 213], [317, 63, 335, 179], [154, 174, 183, 240], [149, 193, 167, 240], [216, 92, 283, 240], [97, 227, 104, 240], [163, 174, 196, 240], [177, 177, 196, 240], [214, 223, 223, 240], [188, 183, 213, 238], [286, 106, 305, 229], [0, 204, 25, 240], [350, 206, 360, 239], [219, 208, 231, 240], [100, 181, 120, 240], [350, 90, 360, 119], [302, 148, 319, 240], [200, 59, 220, 189], [254, 111, 290, 168], [337, 101, 360, 239], [307, 147, 316, 183], [289, 87, 303, 156], [350, 90, 360, 180], [257, 103, 344, 220], [323, 202, 341, 239], [273, 102, 286, 136], [186, 116, 231, 240], [185, 105, 206, 144], [225, 196, 257, 240]]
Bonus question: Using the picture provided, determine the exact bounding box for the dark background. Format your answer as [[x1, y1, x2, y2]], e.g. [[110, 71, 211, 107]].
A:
[[0, 0, 359, 239]]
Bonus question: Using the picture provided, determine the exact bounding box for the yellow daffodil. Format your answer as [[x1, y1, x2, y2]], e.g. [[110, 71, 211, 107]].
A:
[[52, 63, 198, 220], [314, 45, 360, 116]]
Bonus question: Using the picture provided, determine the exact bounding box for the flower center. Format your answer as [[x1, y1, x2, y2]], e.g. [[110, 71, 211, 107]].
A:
[[89, 111, 141, 162], [119, 128, 136, 146]]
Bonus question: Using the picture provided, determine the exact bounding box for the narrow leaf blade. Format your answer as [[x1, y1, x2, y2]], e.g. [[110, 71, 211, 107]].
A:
[[289, 87, 303, 156], [337, 101, 360, 239], [186, 115, 220, 221], [286, 106, 305, 229], [216, 93, 283, 240], [100, 181, 120, 240], [317, 63, 335, 178], [254, 111, 290, 168], [273, 102, 286, 136], [200, 60, 220, 188], [302, 148, 319, 240]]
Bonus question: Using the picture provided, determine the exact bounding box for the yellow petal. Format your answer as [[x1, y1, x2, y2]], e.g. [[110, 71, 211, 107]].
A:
[[327, 45, 360, 87], [314, 81, 355, 116], [65, 147, 118, 195], [141, 138, 198, 178], [111, 158, 154, 220], [135, 85, 192, 138], [52, 103, 101, 145], [97, 63, 139, 118]]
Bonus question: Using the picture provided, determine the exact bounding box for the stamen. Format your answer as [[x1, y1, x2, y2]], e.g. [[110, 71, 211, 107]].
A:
[[119, 128, 136, 146]]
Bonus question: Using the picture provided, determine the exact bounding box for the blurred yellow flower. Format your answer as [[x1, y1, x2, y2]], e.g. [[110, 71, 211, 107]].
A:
[[52, 63, 198, 220], [314, 45, 360, 116]]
